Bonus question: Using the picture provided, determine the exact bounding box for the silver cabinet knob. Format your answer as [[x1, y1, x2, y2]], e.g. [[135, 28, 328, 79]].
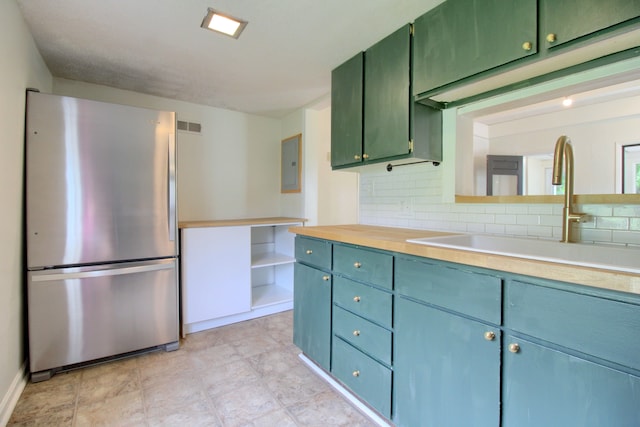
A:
[[353, 330, 360, 337], [484, 331, 496, 341], [354, 262, 362, 268], [305, 249, 312, 255], [353, 296, 361, 303], [509, 343, 520, 353]]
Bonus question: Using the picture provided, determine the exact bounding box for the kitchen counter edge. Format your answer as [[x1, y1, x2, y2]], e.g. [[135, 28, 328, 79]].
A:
[[180, 217, 307, 229], [288, 224, 640, 296]]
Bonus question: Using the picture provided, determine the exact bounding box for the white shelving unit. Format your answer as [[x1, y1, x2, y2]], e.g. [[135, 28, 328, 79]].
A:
[[180, 218, 303, 335], [250, 223, 297, 309]]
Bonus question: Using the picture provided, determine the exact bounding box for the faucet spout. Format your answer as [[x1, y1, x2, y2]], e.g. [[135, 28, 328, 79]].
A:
[[552, 136, 588, 242]]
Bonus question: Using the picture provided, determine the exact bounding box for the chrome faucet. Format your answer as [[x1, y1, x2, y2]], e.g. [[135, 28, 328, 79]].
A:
[[552, 135, 589, 242]]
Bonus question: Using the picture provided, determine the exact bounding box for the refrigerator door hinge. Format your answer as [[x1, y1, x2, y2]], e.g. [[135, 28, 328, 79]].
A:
[[409, 139, 414, 153]]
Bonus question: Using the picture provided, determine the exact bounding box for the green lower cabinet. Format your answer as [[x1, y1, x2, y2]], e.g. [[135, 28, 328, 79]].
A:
[[502, 335, 640, 426], [331, 337, 392, 418], [394, 297, 501, 427], [293, 263, 331, 371]]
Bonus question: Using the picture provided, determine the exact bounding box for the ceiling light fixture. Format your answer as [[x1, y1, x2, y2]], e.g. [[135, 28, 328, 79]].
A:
[[201, 8, 247, 39], [562, 97, 573, 107]]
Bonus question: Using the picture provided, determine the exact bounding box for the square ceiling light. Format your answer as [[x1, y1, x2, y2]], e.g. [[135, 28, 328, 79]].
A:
[[201, 8, 247, 39]]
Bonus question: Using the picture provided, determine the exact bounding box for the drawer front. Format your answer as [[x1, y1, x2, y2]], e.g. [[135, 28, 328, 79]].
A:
[[505, 280, 640, 372], [333, 276, 392, 328], [333, 306, 391, 365], [396, 257, 502, 325], [333, 244, 393, 290], [295, 236, 332, 270], [332, 337, 392, 418]]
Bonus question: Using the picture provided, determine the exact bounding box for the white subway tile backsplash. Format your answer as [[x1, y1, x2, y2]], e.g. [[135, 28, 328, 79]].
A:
[[526, 225, 554, 238], [582, 205, 613, 217], [494, 214, 517, 225], [580, 228, 613, 243], [516, 215, 540, 226], [505, 205, 529, 214], [505, 224, 528, 235], [596, 216, 629, 230], [359, 167, 639, 247], [528, 204, 554, 215], [612, 230, 640, 245], [613, 206, 640, 217], [485, 223, 506, 234]]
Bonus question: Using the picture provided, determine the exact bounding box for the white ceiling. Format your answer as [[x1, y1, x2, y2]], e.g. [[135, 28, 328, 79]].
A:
[[17, 0, 443, 118]]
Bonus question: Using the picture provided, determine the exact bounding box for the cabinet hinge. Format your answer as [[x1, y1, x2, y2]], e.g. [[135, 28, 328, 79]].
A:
[[409, 140, 414, 153], [410, 23, 414, 36]]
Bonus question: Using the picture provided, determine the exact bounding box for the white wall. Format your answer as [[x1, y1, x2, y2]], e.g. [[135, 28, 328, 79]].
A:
[[53, 78, 284, 221], [0, 1, 52, 423], [280, 109, 306, 219], [312, 107, 358, 225]]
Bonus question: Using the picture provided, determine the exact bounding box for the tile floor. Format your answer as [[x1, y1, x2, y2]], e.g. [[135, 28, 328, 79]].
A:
[[8, 311, 377, 426]]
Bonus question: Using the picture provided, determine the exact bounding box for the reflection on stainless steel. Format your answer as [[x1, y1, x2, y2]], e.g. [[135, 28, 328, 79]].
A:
[[552, 136, 589, 243], [27, 259, 178, 374], [26, 92, 179, 381]]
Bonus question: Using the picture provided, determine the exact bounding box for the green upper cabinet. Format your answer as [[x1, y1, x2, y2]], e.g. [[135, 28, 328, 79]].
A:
[[413, 0, 538, 96], [540, 0, 640, 50], [331, 24, 442, 170], [331, 52, 364, 168], [363, 24, 412, 162]]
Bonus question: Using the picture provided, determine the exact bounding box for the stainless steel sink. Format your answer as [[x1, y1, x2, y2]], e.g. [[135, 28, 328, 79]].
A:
[[407, 234, 640, 274]]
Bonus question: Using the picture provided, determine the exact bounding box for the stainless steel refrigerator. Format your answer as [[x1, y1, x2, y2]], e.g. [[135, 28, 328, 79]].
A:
[[25, 91, 179, 382]]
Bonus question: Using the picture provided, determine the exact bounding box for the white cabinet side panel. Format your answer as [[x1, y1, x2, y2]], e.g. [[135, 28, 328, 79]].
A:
[[182, 227, 251, 324]]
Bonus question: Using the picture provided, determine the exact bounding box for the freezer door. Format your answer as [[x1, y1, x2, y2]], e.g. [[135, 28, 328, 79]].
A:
[[28, 259, 179, 374], [26, 92, 177, 269]]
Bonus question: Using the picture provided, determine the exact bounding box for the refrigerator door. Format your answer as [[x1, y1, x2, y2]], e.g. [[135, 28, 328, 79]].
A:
[[27, 259, 179, 374], [26, 92, 177, 269]]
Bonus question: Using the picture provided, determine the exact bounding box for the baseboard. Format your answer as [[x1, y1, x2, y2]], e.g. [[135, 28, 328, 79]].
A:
[[183, 301, 293, 335], [0, 362, 27, 427], [298, 353, 391, 427]]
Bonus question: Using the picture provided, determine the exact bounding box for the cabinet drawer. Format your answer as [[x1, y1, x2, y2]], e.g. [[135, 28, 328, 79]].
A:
[[332, 337, 391, 418], [396, 257, 502, 325], [333, 306, 391, 365], [295, 236, 331, 270], [333, 276, 392, 328], [505, 280, 640, 372], [333, 244, 393, 290]]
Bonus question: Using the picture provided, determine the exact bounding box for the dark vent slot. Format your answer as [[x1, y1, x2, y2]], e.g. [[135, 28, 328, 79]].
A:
[[177, 120, 188, 131], [188, 122, 202, 133]]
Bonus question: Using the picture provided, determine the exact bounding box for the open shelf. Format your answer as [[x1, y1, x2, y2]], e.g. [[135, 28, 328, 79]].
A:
[[251, 252, 296, 268], [252, 283, 293, 309]]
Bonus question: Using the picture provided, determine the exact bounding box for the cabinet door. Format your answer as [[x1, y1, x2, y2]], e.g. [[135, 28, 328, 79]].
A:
[[541, 0, 640, 50], [181, 227, 251, 324], [331, 52, 363, 168], [502, 335, 640, 426], [413, 0, 537, 95], [364, 24, 411, 161], [394, 297, 500, 427], [293, 263, 332, 371]]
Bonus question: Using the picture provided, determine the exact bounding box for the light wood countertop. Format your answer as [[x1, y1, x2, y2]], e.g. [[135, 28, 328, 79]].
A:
[[289, 224, 640, 296], [180, 217, 306, 229]]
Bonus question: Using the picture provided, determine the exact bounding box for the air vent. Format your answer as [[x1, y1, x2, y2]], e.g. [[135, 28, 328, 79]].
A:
[[177, 120, 202, 134]]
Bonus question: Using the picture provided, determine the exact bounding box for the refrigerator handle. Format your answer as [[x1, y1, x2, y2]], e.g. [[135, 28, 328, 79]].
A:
[[168, 133, 176, 241], [31, 262, 175, 282]]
